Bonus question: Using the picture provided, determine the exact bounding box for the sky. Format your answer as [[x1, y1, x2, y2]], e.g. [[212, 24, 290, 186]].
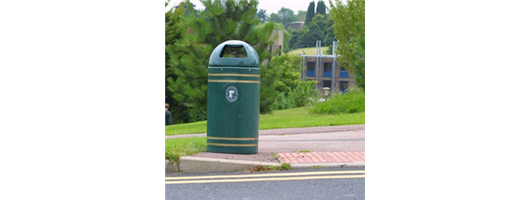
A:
[[166, 0, 345, 15]]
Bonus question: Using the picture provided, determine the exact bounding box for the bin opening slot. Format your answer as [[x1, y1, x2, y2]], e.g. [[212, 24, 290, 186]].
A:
[[220, 45, 247, 58]]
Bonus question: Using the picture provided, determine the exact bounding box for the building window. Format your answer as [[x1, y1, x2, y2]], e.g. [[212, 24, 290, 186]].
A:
[[323, 62, 332, 77], [323, 80, 331, 88], [340, 67, 348, 78], [307, 62, 315, 77], [323, 80, 331, 96], [340, 81, 348, 93]]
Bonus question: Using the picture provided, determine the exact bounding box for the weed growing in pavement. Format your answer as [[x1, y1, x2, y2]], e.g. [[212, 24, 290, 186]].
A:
[[281, 163, 292, 170], [270, 152, 279, 159], [312, 165, 322, 169], [298, 150, 311, 153], [247, 164, 292, 172]]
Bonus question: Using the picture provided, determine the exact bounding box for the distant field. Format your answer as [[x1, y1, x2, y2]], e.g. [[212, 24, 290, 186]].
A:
[[287, 47, 329, 56]]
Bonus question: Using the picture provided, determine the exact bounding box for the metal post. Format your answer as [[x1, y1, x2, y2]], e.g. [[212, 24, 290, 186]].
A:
[[332, 41, 336, 93], [315, 40, 319, 89], [301, 55, 305, 80]]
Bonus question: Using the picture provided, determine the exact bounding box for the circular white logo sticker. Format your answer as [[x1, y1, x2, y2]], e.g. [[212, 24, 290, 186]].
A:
[[225, 86, 239, 102]]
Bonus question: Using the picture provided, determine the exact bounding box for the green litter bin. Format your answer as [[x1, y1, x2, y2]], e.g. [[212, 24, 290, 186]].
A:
[[206, 40, 260, 154]]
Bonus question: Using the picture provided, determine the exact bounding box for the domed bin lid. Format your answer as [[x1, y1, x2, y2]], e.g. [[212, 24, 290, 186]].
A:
[[208, 40, 260, 67]]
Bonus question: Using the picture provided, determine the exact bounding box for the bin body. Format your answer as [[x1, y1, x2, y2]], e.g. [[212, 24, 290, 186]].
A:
[[207, 40, 260, 154]]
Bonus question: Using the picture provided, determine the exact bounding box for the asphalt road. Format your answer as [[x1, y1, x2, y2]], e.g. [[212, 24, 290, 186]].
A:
[[166, 166, 365, 200]]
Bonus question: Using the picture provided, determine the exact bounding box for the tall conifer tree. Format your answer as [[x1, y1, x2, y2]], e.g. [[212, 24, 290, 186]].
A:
[[304, 1, 315, 26], [316, 0, 326, 15]]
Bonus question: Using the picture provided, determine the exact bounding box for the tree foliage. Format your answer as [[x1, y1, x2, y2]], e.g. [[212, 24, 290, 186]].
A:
[[329, 0, 365, 89], [269, 13, 282, 24], [255, 9, 267, 23], [301, 22, 324, 47], [166, 0, 277, 122], [261, 54, 317, 110], [165, 3, 186, 123], [278, 7, 296, 25], [305, 1, 315, 26], [287, 2, 335, 51], [289, 29, 304, 49], [296, 10, 307, 21], [268, 7, 296, 25], [316, 0, 326, 15], [166, 0, 320, 123]]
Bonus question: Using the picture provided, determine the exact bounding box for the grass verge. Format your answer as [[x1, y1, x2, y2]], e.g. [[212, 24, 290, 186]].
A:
[[166, 107, 365, 135], [165, 137, 207, 162]]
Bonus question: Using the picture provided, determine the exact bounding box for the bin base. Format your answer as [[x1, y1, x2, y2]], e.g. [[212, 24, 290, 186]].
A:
[[207, 145, 258, 154]]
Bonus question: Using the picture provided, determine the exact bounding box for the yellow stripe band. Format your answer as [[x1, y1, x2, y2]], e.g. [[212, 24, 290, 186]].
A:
[[165, 175, 365, 184], [208, 80, 260, 83], [165, 170, 365, 180], [207, 142, 258, 147], [207, 136, 258, 141], [209, 73, 260, 77], [208, 79, 259, 83]]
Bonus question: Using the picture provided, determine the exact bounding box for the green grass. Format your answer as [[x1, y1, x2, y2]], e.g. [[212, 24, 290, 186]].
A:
[[165, 121, 207, 135], [281, 163, 292, 170], [260, 107, 364, 130], [165, 137, 207, 162], [286, 47, 329, 55], [270, 152, 279, 159], [298, 150, 311, 153], [165, 107, 365, 135], [311, 89, 365, 114]]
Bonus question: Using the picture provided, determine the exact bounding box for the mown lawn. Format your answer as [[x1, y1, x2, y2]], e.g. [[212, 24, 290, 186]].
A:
[[286, 47, 330, 55], [165, 105, 365, 161], [165, 107, 365, 135]]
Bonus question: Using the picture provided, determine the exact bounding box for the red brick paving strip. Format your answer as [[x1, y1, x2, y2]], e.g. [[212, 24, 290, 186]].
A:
[[278, 152, 365, 163], [350, 152, 364, 161]]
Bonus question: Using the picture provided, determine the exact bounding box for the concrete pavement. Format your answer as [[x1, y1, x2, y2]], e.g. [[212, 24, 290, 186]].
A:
[[165, 125, 365, 173]]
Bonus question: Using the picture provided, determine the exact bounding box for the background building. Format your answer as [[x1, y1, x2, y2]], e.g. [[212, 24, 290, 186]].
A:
[[301, 41, 356, 95], [285, 15, 305, 30]]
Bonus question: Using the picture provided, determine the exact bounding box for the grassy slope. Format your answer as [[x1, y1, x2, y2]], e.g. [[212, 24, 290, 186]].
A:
[[286, 47, 329, 55]]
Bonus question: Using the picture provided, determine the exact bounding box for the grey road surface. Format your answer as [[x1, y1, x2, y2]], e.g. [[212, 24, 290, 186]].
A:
[[166, 167, 365, 200]]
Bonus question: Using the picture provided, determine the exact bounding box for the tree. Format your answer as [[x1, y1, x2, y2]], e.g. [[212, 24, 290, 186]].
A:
[[324, 26, 335, 46], [255, 9, 267, 23], [301, 22, 324, 47], [277, 7, 295, 25], [329, 0, 365, 89], [289, 29, 304, 49], [175, 1, 198, 16], [166, 0, 277, 122], [269, 13, 282, 23], [296, 10, 307, 21], [261, 54, 317, 110], [310, 14, 327, 33], [316, 0, 326, 16], [304, 1, 315, 26], [165, 2, 187, 123]]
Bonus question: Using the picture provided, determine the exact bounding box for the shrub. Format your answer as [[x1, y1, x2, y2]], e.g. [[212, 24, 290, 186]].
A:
[[310, 87, 365, 114]]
